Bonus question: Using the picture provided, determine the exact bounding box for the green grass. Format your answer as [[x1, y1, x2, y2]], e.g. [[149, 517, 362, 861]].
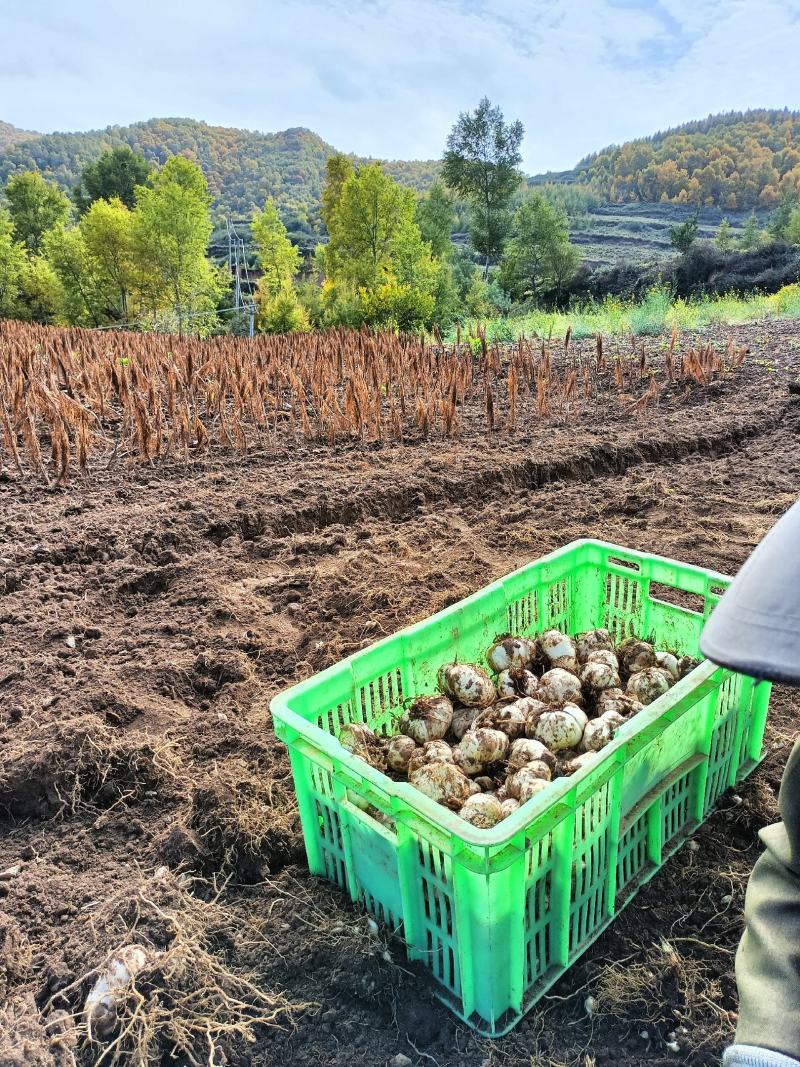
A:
[[451, 284, 800, 343]]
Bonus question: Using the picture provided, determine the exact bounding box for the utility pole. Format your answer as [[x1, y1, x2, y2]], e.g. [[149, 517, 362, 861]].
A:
[[225, 216, 256, 337]]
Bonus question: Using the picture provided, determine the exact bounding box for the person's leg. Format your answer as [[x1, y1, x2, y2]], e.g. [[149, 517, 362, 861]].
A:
[[728, 736, 800, 1061], [725, 1049, 800, 1067]]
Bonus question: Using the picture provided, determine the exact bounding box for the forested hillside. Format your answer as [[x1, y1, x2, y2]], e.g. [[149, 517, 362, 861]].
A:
[[0, 117, 439, 232], [3, 108, 798, 229], [0, 120, 39, 150], [572, 109, 800, 209]]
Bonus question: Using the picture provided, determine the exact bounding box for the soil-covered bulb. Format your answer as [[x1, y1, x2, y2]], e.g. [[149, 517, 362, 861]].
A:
[[399, 695, 453, 744], [437, 664, 496, 708]]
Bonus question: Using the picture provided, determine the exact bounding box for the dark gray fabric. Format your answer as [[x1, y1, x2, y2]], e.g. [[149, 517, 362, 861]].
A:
[[735, 737, 800, 1057], [700, 499, 800, 685]]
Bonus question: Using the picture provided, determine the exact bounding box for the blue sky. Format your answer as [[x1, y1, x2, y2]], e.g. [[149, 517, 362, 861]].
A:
[[2, 0, 800, 171]]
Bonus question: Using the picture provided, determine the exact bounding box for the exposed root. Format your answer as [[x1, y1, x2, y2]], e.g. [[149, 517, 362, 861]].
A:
[[593, 939, 733, 1050], [0, 914, 32, 998], [46, 867, 307, 1066], [180, 756, 299, 878], [0, 714, 181, 819]]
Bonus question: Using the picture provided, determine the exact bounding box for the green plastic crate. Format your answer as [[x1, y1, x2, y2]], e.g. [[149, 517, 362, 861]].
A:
[[271, 539, 772, 1036]]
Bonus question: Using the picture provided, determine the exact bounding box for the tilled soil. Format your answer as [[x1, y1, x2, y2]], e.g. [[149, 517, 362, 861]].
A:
[[2, 320, 800, 1066]]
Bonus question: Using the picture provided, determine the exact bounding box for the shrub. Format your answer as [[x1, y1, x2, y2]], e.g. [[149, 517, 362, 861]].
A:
[[628, 287, 672, 335], [461, 273, 510, 319], [359, 278, 435, 332], [257, 290, 310, 334]]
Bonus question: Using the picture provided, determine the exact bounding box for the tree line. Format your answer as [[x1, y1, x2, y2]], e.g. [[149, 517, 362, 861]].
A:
[[0, 150, 223, 332], [579, 110, 800, 211], [3, 100, 800, 335], [0, 100, 584, 333]]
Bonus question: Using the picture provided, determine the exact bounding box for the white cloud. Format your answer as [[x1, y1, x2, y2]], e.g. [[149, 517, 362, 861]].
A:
[[1, 0, 800, 170]]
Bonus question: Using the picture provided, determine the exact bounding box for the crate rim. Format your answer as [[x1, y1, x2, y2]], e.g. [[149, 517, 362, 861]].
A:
[[270, 537, 732, 848]]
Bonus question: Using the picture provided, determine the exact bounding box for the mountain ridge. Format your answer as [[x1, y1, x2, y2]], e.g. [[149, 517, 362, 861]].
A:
[[2, 108, 799, 228], [0, 120, 40, 151], [0, 117, 440, 235]]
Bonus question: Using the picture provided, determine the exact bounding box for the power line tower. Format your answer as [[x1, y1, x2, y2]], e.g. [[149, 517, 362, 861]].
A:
[[226, 217, 256, 337]]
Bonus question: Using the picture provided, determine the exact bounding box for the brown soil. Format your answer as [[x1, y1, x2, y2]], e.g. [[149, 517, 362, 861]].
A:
[[2, 320, 800, 1067]]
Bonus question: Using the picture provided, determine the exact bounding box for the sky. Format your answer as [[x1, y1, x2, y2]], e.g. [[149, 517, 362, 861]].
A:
[[2, 0, 800, 172]]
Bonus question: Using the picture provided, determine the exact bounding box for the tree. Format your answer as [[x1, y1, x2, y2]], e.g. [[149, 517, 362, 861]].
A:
[[132, 157, 221, 333], [546, 242, 582, 300], [320, 154, 353, 232], [498, 193, 580, 300], [18, 257, 63, 324], [4, 171, 71, 254], [442, 98, 524, 273], [0, 209, 25, 318], [80, 198, 135, 320], [740, 212, 761, 250], [74, 146, 153, 213], [257, 290, 310, 334], [669, 212, 699, 254], [767, 195, 796, 240], [45, 197, 136, 325], [44, 226, 103, 326], [321, 162, 445, 330], [715, 217, 734, 251], [251, 199, 301, 298], [451, 246, 479, 303], [416, 182, 454, 260], [250, 198, 307, 334], [785, 208, 800, 246], [326, 163, 418, 289]]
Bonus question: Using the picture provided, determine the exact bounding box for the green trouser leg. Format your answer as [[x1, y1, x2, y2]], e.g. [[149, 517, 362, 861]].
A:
[[735, 736, 800, 1058]]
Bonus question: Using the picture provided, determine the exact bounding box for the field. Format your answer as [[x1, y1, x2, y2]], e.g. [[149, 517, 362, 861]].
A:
[[565, 202, 761, 268], [2, 319, 800, 1066]]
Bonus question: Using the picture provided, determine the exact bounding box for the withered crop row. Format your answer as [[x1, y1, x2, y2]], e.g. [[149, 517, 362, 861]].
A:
[[0, 321, 746, 484]]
